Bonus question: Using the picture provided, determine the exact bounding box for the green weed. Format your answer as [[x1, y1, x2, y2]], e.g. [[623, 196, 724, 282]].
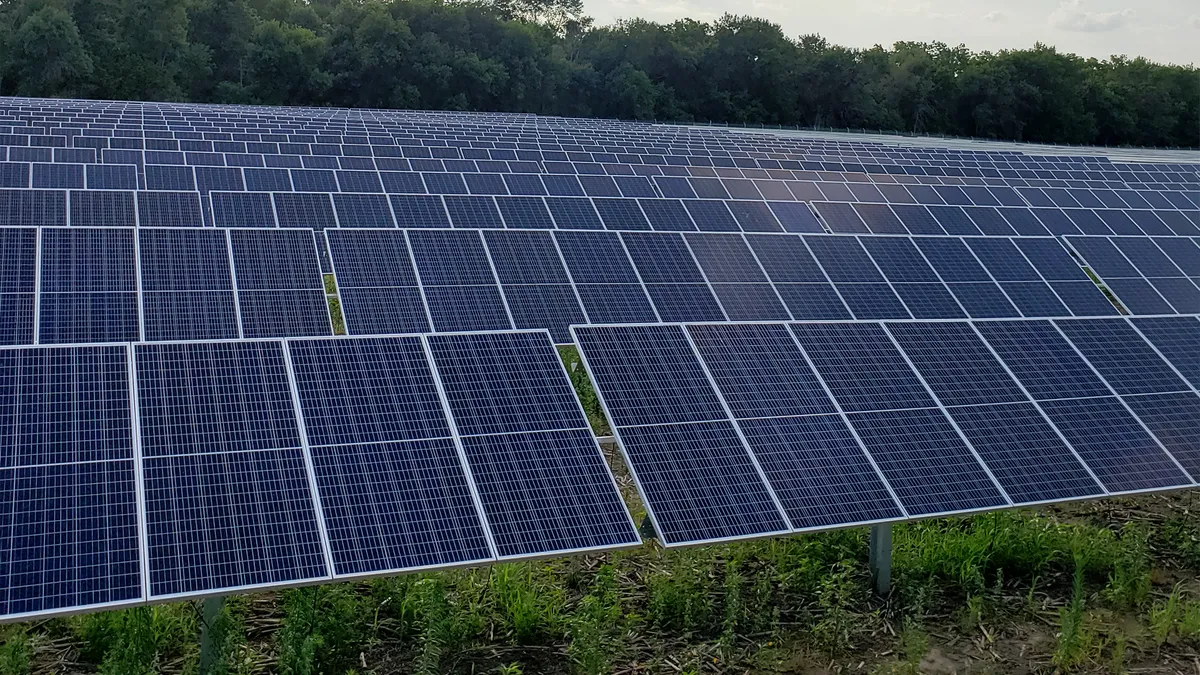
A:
[[1179, 601, 1200, 641], [76, 605, 194, 675], [1053, 556, 1092, 670], [1104, 524, 1151, 610], [0, 626, 31, 675], [1108, 630, 1126, 675], [557, 345, 611, 436], [277, 585, 368, 675], [491, 564, 564, 644], [1149, 584, 1183, 646], [198, 597, 252, 675], [646, 550, 713, 635], [813, 559, 861, 653], [568, 565, 625, 675]]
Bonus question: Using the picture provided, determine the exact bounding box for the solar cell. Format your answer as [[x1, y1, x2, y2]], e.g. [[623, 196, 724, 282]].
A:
[[813, 202, 868, 233], [593, 198, 651, 230], [390, 195, 450, 228], [768, 202, 824, 233], [229, 229, 329, 338], [546, 197, 603, 230], [1055, 319, 1191, 396], [39, 227, 139, 343], [138, 192, 204, 227], [974, 320, 1111, 400], [725, 201, 783, 232], [683, 200, 740, 232], [1130, 317, 1200, 388], [1121, 393, 1200, 481]]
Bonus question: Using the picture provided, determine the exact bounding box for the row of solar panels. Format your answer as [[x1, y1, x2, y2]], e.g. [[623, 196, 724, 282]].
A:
[[573, 318, 1200, 545], [6, 187, 1198, 243], [0, 331, 641, 621], [0, 129, 1188, 182], [17, 225, 1198, 347], [4, 144, 1185, 186]]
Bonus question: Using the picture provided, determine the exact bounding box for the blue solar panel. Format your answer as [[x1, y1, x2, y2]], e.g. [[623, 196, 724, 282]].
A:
[[594, 198, 650, 230], [890, 283, 965, 319], [621, 232, 705, 283], [39, 228, 139, 343], [138, 228, 239, 340], [1122, 393, 1200, 482], [789, 323, 935, 412], [145, 165, 194, 191], [858, 238, 939, 283], [134, 341, 327, 596], [70, 191, 136, 227], [602, 419, 790, 543], [425, 332, 638, 556], [813, 202, 868, 233], [887, 322, 1028, 406], [229, 229, 330, 338], [948, 403, 1104, 503], [0, 458, 140, 617], [496, 196, 554, 229], [683, 200, 740, 232], [546, 197, 603, 230], [406, 229, 496, 286], [1130, 317, 1200, 388], [846, 408, 1008, 515], [445, 196, 503, 228], [772, 283, 852, 319], [1104, 278, 1175, 314], [683, 234, 767, 283], [273, 193, 336, 229], [686, 323, 837, 418], [945, 282, 1020, 318], [572, 324, 725, 426], [1038, 397, 1191, 493], [974, 320, 1112, 400], [137, 192, 203, 227], [1055, 319, 1192, 396], [928, 206, 981, 235], [892, 205, 945, 235], [735, 414, 903, 528], [422, 286, 512, 332], [573, 283, 658, 323], [390, 195, 450, 228], [854, 203, 906, 234], [834, 283, 911, 319], [725, 201, 783, 233], [745, 234, 828, 282], [282, 335, 493, 571], [639, 199, 695, 231], [211, 192, 276, 228], [333, 194, 395, 228], [0, 228, 36, 344], [291, 168, 337, 192], [325, 230, 430, 335], [766, 202, 824, 233]]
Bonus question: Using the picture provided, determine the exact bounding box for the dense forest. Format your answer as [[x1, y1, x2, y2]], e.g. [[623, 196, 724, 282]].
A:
[[0, 0, 1196, 147]]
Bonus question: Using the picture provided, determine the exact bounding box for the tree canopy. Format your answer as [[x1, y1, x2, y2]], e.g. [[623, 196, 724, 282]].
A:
[[0, 0, 1195, 147]]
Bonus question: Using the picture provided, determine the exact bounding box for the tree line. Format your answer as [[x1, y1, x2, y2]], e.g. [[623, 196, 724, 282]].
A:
[[1, 0, 1196, 148]]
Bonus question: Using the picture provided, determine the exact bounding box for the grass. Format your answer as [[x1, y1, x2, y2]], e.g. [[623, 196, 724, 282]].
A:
[[8, 502, 1200, 673]]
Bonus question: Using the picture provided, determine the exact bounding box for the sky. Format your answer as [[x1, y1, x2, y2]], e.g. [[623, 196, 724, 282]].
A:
[[586, 0, 1199, 65]]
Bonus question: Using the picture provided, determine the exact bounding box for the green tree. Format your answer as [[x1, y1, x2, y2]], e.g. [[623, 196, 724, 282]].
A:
[[7, 6, 94, 97]]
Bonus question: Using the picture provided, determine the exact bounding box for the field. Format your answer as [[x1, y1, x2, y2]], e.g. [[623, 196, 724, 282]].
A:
[[1, 334, 1199, 674]]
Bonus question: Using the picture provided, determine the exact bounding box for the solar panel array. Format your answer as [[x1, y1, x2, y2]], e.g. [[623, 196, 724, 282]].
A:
[[0, 95, 1197, 623], [0, 330, 637, 620], [574, 317, 1200, 546]]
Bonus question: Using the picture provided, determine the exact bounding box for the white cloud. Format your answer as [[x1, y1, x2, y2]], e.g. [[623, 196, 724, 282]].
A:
[[982, 10, 1004, 22], [1189, 15, 1200, 29], [1049, 1, 1134, 32]]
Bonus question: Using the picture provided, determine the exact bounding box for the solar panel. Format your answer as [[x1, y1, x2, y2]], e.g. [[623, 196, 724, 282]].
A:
[[138, 228, 239, 341], [70, 190, 136, 227], [211, 192, 276, 227], [138, 192, 204, 227], [273, 193, 336, 229], [134, 341, 328, 597], [0, 345, 140, 618], [333, 193, 395, 228], [284, 336, 490, 574], [885, 322, 1027, 406], [1055, 319, 1191, 396], [1129, 316, 1200, 388], [789, 323, 935, 412], [425, 332, 638, 557], [845, 407, 1008, 515], [546, 197, 603, 230], [324, 229, 430, 335], [228, 229, 331, 338], [39, 227, 140, 343]]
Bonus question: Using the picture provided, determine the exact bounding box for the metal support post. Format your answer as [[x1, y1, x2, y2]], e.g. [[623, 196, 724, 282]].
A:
[[869, 524, 892, 596], [199, 595, 226, 675]]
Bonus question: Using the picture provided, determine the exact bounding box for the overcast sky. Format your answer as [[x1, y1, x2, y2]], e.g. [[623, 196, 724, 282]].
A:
[[587, 0, 1199, 65]]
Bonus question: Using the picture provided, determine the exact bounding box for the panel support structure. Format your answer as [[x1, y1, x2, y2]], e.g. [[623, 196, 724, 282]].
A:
[[869, 524, 892, 596], [199, 595, 226, 675]]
